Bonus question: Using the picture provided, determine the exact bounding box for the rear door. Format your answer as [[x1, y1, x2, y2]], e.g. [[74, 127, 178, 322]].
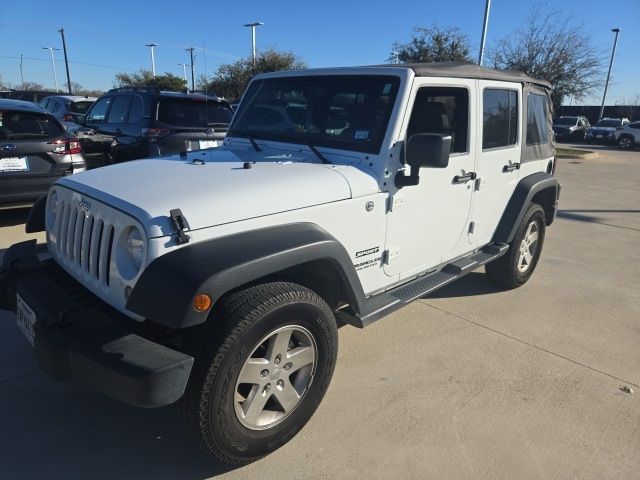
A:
[[472, 81, 522, 247]]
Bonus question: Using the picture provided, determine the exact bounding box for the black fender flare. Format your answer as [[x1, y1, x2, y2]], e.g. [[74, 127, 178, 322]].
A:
[[126, 222, 366, 328], [492, 172, 560, 244]]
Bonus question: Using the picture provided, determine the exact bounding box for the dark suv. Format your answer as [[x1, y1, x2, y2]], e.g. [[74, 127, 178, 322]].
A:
[[0, 99, 85, 208], [76, 87, 234, 163]]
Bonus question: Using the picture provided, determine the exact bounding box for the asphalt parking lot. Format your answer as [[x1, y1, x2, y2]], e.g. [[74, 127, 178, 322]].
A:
[[0, 144, 639, 479]]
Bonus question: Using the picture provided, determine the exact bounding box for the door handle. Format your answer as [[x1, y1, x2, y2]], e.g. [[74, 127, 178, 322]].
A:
[[452, 172, 477, 184], [502, 162, 520, 172]]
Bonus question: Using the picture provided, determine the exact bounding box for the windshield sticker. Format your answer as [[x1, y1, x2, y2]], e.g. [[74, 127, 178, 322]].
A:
[[382, 83, 392, 95], [354, 130, 369, 140]]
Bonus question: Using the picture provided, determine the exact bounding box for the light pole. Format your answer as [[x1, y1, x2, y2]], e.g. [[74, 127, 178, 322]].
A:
[[145, 43, 158, 77], [243, 22, 264, 65], [186, 48, 196, 91], [478, 0, 492, 65], [599, 28, 621, 120], [178, 63, 188, 84], [42, 46, 60, 92]]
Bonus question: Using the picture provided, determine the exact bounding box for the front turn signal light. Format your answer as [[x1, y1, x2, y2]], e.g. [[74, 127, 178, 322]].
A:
[[193, 293, 212, 312]]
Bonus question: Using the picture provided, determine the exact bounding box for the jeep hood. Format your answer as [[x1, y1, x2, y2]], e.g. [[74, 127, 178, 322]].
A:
[[57, 148, 376, 237]]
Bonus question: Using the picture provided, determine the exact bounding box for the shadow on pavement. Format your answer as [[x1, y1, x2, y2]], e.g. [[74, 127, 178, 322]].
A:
[[0, 315, 237, 480], [0, 208, 31, 228], [424, 272, 503, 299], [556, 211, 600, 223]]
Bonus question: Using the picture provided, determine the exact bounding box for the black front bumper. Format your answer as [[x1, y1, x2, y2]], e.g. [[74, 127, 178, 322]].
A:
[[0, 240, 193, 408]]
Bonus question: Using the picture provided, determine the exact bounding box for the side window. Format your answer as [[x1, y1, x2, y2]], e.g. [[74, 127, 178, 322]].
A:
[[128, 97, 144, 123], [526, 93, 549, 145], [39, 99, 50, 109], [107, 96, 132, 124], [50, 100, 60, 113], [407, 87, 469, 153], [87, 97, 112, 124], [482, 89, 518, 149]]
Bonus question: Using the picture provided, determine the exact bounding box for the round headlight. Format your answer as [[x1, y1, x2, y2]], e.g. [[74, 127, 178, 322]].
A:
[[126, 227, 145, 270]]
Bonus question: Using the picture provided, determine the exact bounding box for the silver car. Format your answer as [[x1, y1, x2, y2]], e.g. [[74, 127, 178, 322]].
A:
[[39, 95, 97, 131]]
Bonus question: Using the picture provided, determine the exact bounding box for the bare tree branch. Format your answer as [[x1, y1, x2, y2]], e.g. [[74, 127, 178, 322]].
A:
[[490, 4, 605, 111]]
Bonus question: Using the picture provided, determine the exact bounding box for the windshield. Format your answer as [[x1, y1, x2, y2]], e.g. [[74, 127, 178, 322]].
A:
[[68, 101, 94, 114], [157, 98, 234, 127], [229, 75, 400, 154], [554, 117, 577, 126], [0, 110, 63, 139], [594, 119, 621, 128]]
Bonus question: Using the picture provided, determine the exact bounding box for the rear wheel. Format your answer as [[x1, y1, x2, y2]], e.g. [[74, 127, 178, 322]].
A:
[[486, 203, 546, 289], [618, 135, 635, 150], [177, 282, 338, 465]]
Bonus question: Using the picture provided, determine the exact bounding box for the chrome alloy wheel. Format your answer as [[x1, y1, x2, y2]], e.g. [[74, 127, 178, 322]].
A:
[[234, 325, 317, 430], [517, 221, 540, 273]]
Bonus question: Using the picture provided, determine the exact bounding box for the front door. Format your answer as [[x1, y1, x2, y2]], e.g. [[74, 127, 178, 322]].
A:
[[384, 80, 477, 280], [473, 81, 522, 247]]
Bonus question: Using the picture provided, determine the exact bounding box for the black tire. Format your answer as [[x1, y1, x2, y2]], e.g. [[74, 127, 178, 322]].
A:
[[177, 282, 338, 466], [618, 135, 635, 150], [486, 203, 546, 289]]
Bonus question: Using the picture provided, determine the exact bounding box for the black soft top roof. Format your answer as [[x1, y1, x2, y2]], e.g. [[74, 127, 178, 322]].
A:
[[382, 62, 551, 89]]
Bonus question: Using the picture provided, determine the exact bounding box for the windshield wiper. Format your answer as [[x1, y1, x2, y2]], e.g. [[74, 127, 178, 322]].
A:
[[306, 143, 331, 164]]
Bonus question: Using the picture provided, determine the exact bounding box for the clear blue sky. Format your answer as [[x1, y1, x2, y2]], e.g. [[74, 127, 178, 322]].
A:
[[1, 0, 638, 104]]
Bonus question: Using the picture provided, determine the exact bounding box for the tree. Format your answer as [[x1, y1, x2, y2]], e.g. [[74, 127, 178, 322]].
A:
[[388, 25, 472, 64], [490, 6, 604, 111], [20, 81, 45, 91], [114, 70, 186, 92], [199, 48, 306, 100], [616, 95, 640, 121], [64, 82, 103, 97]]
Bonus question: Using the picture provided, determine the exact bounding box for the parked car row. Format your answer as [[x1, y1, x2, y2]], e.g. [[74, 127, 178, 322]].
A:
[[552, 115, 635, 149]]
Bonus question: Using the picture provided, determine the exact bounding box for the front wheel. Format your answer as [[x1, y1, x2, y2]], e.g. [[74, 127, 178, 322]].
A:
[[177, 282, 338, 466], [486, 203, 546, 289], [618, 135, 635, 150]]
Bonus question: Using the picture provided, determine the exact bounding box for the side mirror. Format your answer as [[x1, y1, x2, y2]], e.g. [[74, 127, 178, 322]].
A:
[[76, 114, 86, 126], [396, 133, 451, 188]]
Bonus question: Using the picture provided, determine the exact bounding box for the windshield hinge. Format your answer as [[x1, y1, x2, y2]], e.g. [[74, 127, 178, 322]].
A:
[[169, 209, 191, 245]]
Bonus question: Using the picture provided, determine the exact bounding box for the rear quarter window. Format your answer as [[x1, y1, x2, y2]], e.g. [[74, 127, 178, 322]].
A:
[[526, 93, 549, 145], [69, 101, 94, 114], [0, 111, 63, 139]]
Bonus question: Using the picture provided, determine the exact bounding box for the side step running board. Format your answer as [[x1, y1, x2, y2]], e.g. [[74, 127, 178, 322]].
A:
[[339, 243, 509, 328]]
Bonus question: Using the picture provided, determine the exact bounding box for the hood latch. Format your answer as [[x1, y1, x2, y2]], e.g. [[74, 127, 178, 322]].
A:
[[169, 209, 191, 245]]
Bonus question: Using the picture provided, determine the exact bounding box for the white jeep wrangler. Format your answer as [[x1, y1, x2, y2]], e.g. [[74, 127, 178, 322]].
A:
[[1, 62, 559, 465]]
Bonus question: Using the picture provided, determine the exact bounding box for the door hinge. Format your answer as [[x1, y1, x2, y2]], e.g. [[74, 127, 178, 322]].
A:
[[387, 195, 404, 212], [468, 221, 475, 234], [383, 248, 400, 265], [474, 177, 482, 191]]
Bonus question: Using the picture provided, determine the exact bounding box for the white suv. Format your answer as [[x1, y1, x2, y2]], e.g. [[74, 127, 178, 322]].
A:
[[615, 121, 640, 149], [1, 63, 559, 465]]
